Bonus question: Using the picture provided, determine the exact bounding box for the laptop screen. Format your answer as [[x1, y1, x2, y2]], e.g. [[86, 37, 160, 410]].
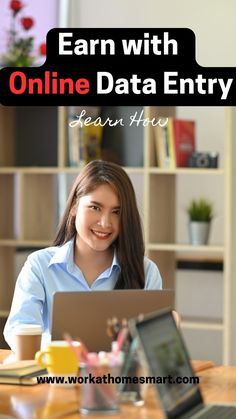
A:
[[132, 310, 203, 419]]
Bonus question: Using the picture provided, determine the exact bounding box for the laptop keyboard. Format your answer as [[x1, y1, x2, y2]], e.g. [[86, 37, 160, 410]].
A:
[[197, 405, 236, 418]]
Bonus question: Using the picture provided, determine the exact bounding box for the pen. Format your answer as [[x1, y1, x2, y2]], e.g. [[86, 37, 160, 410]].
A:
[[63, 333, 89, 362]]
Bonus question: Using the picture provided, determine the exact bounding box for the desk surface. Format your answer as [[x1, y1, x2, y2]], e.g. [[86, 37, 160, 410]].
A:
[[1, 350, 232, 419]]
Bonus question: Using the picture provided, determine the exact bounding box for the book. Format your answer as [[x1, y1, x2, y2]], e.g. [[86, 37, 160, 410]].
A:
[[0, 360, 47, 386], [67, 109, 103, 167], [166, 119, 176, 169], [67, 110, 85, 167], [154, 125, 170, 168], [170, 118, 196, 167], [83, 124, 103, 163]]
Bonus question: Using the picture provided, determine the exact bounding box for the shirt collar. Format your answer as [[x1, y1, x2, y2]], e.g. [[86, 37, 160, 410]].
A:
[[107, 249, 120, 275], [48, 239, 74, 268], [48, 238, 120, 272]]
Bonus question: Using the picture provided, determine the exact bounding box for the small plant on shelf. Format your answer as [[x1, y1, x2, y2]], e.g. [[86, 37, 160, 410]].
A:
[[187, 198, 213, 222], [187, 198, 213, 245]]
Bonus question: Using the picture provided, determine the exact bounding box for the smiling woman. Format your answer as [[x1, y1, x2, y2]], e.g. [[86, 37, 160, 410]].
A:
[[53, 160, 148, 289], [3, 160, 162, 351]]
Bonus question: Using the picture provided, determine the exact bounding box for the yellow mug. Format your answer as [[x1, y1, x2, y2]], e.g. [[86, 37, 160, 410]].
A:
[[35, 340, 80, 374]]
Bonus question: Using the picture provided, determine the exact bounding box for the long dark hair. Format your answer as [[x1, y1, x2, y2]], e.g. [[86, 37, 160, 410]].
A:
[[53, 160, 145, 289]]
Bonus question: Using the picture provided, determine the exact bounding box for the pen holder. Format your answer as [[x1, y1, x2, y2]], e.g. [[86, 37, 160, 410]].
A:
[[79, 363, 121, 415], [119, 337, 148, 406]]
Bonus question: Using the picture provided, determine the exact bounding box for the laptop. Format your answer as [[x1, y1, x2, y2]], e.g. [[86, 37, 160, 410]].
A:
[[51, 290, 174, 352], [128, 309, 236, 419]]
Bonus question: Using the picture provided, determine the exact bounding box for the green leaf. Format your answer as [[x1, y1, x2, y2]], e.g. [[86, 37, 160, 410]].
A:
[[187, 198, 213, 222]]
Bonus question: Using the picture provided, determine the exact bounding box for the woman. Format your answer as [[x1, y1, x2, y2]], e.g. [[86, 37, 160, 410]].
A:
[[4, 160, 162, 350]]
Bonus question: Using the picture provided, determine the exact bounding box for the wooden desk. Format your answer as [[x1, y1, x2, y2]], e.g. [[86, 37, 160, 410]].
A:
[[1, 366, 236, 418], [0, 350, 226, 419], [199, 366, 236, 404]]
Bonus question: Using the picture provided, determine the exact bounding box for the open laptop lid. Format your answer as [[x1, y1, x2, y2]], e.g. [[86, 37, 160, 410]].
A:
[[51, 290, 174, 352], [129, 309, 203, 419]]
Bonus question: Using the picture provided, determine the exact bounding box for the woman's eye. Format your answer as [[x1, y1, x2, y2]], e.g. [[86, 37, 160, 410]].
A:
[[90, 205, 100, 211], [112, 209, 120, 215]]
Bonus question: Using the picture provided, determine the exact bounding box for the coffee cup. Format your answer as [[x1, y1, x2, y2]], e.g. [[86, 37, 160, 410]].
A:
[[14, 324, 43, 361], [35, 340, 80, 385]]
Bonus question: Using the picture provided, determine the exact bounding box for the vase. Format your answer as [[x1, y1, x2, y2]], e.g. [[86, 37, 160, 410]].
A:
[[188, 221, 211, 245]]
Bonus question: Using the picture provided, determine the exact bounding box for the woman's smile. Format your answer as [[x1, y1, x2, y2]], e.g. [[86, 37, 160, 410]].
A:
[[91, 229, 112, 240]]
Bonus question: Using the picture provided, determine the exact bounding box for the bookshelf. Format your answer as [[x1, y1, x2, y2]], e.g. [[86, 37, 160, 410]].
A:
[[0, 106, 236, 365], [144, 106, 236, 365]]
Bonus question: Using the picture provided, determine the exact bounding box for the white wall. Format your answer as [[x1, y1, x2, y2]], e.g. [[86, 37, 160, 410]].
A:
[[72, 0, 236, 66]]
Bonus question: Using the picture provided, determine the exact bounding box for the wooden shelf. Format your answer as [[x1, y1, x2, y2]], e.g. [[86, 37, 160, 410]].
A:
[[0, 166, 145, 174], [148, 167, 224, 175], [0, 240, 52, 247], [0, 167, 62, 174], [181, 317, 224, 331], [147, 243, 224, 253]]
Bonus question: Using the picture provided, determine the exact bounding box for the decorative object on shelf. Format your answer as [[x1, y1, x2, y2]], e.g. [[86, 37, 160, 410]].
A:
[[1, 0, 46, 67], [187, 198, 213, 245], [188, 151, 219, 168]]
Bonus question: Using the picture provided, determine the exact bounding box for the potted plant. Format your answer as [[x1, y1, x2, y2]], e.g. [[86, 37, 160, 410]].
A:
[[187, 198, 213, 245]]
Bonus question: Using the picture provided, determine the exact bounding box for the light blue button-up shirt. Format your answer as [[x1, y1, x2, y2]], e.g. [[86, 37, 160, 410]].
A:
[[4, 239, 162, 350]]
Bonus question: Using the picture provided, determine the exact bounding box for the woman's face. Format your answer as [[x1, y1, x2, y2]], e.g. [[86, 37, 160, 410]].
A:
[[74, 183, 120, 253]]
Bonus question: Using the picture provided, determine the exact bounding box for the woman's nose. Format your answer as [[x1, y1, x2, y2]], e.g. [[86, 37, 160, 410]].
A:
[[98, 213, 111, 227]]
